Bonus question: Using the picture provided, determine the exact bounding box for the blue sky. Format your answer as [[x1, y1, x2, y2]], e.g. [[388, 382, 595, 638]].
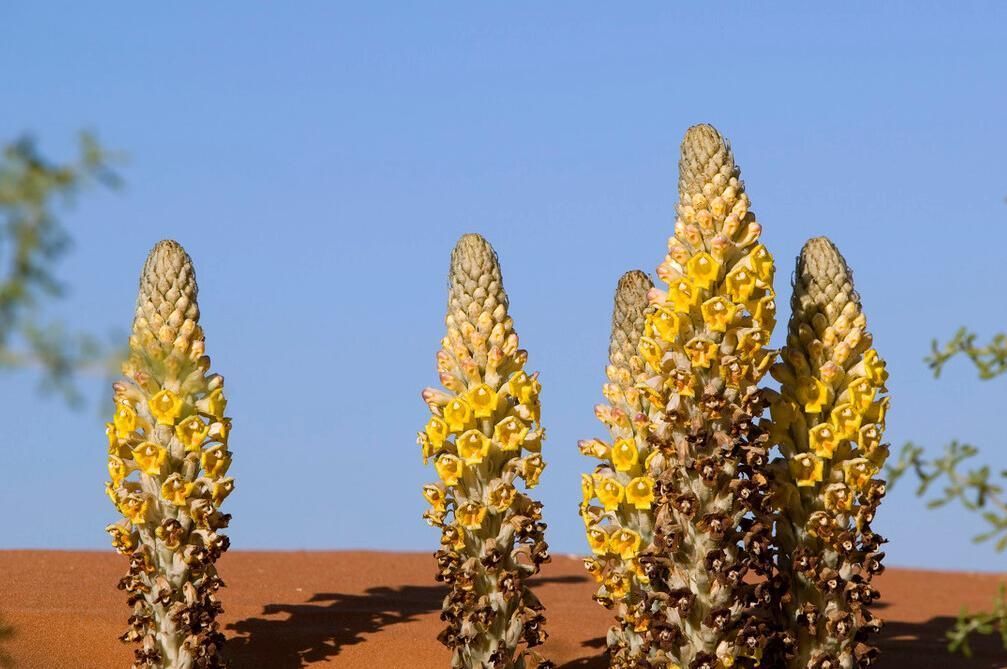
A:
[[2, 2, 1005, 571]]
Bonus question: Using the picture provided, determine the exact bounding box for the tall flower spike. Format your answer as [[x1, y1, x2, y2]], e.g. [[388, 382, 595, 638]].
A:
[[106, 240, 232, 669], [580, 270, 667, 666], [769, 237, 889, 669], [626, 124, 782, 668], [419, 233, 551, 669]]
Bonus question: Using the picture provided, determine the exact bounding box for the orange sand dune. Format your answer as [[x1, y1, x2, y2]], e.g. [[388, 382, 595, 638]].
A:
[[0, 551, 1004, 668]]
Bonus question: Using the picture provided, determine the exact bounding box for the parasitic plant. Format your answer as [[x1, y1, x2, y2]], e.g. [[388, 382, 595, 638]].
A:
[[579, 269, 664, 665], [105, 240, 233, 668], [590, 124, 782, 668], [768, 237, 889, 668], [418, 233, 551, 669]]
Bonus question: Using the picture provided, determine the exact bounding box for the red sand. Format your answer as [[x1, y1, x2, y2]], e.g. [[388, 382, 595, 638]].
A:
[[0, 551, 1004, 668]]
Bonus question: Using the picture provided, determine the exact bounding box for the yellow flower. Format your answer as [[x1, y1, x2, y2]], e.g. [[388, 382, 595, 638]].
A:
[[829, 403, 862, 440], [650, 307, 681, 343], [584, 557, 605, 582], [596, 477, 625, 510], [846, 377, 877, 412], [701, 296, 737, 333], [581, 474, 594, 504], [487, 480, 516, 512], [131, 442, 167, 476], [196, 388, 227, 419], [494, 416, 529, 451], [864, 396, 890, 426], [669, 278, 698, 313], [457, 429, 491, 465], [748, 244, 774, 282], [737, 328, 770, 356], [639, 337, 664, 370], [796, 376, 830, 413], [625, 476, 655, 510], [149, 389, 184, 426], [211, 477, 235, 506], [609, 528, 642, 560], [175, 414, 210, 452], [508, 371, 540, 405], [108, 455, 128, 485], [809, 424, 840, 459], [106, 523, 136, 554], [753, 294, 777, 327], [607, 574, 632, 600], [435, 454, 464, 486], [113, 402, 138, 438], [578, 439, 609, 459], [443, 397, 474, 433], [611, 438, 639, 472], [467, 383, 499, 418], [725, 267, 757, 302], [684, 337, 718, 369], [790, 453, 824, 487], [161, 474, 194, 506], [863, 348, 888, 385], [824, 483, 854, 511], [843, 458, 877, 491], [858, 423, 882, 453], [121, 494, 149, 525], [686, 252, 721, 290], [208, 418, 231, 444], [422, 483, 447, 510], [201, 444, 231, 478], [522, 454, 545, 487], [456, 501, 487, 530], [667, 368, 695, 397], [425, 416, 450, 449], [586, 526, 610, 555]]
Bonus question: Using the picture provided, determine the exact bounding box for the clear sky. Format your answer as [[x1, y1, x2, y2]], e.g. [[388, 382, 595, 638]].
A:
[[2, 2, 1005, 571]]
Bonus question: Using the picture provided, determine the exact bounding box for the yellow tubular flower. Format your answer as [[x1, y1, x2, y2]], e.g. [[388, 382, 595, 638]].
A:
[[630, 125, 781, 666], [419, 234, 550, 668], [106, 240, 232, 667], [771, 236, 890, 668]]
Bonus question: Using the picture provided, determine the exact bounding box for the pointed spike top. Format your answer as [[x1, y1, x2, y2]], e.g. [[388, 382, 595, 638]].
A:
[[792, 236, 860, 331], [133, 239, 199, 342], [447, 233, 508, 330], [678, 123, 736, 201], [609, 269, 653, 377]]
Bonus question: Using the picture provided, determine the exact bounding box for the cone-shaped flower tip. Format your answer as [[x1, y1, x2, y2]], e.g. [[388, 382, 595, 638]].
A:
[[448, 233, 509, 331], [133, 239, 199, 346], [793, 236, 859, 327], [609, 270, 653, 373], [678, 123, 735, 201]]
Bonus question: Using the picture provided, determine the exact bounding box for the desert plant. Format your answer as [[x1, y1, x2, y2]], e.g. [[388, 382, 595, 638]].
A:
[[105, 240, 233, 668], [581, 124, 782, 668], [767, 237, 889, 668], [418, 233, 551, 669], [578, 269, 661, 664]]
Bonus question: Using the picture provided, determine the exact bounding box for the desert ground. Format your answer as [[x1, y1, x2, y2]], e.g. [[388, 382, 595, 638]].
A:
[[0, 551, 1003, 668]]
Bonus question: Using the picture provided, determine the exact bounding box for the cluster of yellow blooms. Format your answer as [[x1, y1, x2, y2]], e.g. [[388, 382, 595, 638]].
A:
[[105, 240, 233, 669], [419, 234, 550, 669], [769, 237, 889, 669], [581, 125, 782, 668]]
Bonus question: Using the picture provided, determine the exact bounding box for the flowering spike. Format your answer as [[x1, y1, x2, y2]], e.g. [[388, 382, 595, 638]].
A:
[[420, 234, 550, 669], [107, 240, 231, 668], [590, 125, 783, 668], [770, 237, 889, 668]]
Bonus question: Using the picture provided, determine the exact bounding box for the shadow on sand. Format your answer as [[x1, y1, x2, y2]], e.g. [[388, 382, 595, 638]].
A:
[[226, 574, 589, 668], [880, 617, 1005, 669], [0, 618, 13, 668]]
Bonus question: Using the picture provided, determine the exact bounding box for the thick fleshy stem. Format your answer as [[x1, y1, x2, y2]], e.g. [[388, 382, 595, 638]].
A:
[[768, 237, 889, 669], [419, 234, 552, 669], [105, 240, 233, 669]]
